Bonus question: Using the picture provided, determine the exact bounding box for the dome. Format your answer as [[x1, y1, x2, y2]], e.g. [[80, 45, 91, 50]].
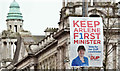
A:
[[10, 0, 20, 8], [7, 0, 23, 20]]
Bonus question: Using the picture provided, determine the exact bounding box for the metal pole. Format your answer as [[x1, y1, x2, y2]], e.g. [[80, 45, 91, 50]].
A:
[[82, 0, 88, 17]]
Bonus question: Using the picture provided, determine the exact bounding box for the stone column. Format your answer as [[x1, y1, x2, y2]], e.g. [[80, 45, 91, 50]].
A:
[[45, 59, 47, 69], [52, 55, 55, 69], [13, 41, 17, 54], [64, 42, 70, 69], [7, 40, 10, 58], [11, 41, 14, 59], [9, 40, 12, 59], [113, 44, 117, 69], [50, 56, 53, 69], [41, 62, 43, 69], [54, 53, 57, 69], [118, 40, 120, 69], [47, 58, 50, 69], [118, 8, 120, 69], [57, 46, 64, 69]]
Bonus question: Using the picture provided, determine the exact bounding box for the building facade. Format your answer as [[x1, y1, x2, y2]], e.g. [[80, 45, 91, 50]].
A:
[[0, 0, 120, 70]]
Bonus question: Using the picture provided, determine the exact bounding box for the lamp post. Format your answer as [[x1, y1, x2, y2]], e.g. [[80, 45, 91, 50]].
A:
[[82, 0, 88, 17]]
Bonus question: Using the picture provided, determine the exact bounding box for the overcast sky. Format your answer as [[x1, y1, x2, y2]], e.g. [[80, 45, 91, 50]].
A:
[[0, 0, 119, 35]]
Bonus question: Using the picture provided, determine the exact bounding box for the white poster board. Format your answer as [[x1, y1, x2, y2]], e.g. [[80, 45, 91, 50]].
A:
[[69, 17, 103, 67]]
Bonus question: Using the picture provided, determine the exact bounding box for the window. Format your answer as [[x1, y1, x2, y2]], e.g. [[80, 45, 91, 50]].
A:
[[20, 25, 22, 28], [14, 25, 17, 32], [3, 41, 7, 45], [15, 42, 17, 46], [10, 25, 12, 29]]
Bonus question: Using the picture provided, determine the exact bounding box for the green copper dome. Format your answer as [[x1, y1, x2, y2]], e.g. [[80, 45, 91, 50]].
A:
[[7, 0, 23, 20]]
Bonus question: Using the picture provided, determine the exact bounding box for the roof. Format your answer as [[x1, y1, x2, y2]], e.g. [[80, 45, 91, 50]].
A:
[[10, 0, 20, 8], [22, 35, 45, 44], [12, 35, 45, 65]]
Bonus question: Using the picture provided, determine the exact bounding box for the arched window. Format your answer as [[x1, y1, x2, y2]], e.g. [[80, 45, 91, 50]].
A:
[[11, 42, 13, 45], [15, 42, 17, 46], [14, 25, 17, 32], [20, 25, 22, 28], [3, 41, 7, 45], [10, 25, 12, 29]]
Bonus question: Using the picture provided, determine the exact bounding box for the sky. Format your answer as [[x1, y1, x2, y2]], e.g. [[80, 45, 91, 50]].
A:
[[0, 0, 119, 35]]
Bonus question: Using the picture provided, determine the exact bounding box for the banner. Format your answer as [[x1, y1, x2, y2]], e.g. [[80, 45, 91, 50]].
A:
[[69, 17, 103, 67]]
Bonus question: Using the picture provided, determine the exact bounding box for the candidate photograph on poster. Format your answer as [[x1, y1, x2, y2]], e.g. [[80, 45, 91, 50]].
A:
[[72, 45, 89, 66], [69, 17, 103, 67]]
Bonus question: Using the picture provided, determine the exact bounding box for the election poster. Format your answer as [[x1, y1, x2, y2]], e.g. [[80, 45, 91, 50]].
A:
[[69, 17, 103, 67]]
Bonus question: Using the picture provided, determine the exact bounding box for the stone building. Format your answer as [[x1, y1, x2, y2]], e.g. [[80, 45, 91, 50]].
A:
[[0, 0, 120, 70]]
